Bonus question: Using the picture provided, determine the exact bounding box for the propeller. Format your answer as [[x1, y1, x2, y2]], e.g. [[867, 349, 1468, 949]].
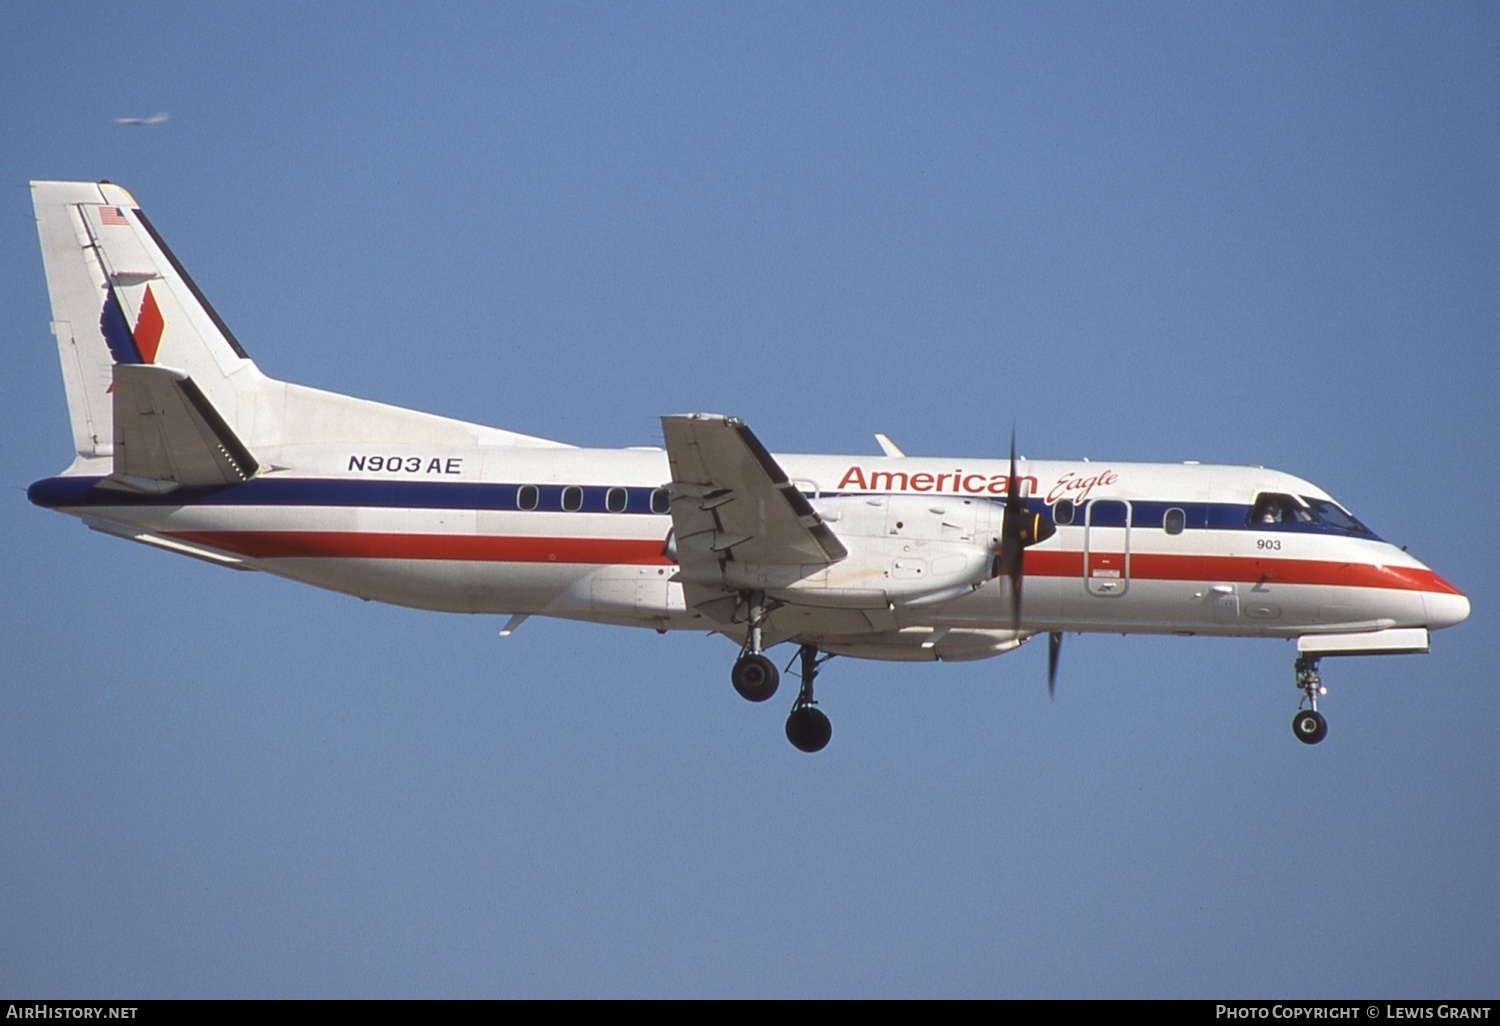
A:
[[994, 427, 1057, 633], [989, 428, 1062, 697], [1047, 630, 1063, 700]]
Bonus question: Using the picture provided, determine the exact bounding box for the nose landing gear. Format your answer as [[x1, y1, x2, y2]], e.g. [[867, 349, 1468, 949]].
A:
[[1293, 654, 1328, 745]]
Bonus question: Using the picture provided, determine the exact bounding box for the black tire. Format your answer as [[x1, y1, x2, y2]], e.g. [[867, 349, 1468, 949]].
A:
[[785, 705, 832, 753], [1293, 709, 1328, 745], [731, 653, 779, 702]]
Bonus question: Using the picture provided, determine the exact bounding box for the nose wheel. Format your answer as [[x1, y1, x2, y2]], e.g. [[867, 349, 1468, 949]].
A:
[[1293, 708, 1328, 744], [1292, 654, 1328, 745]]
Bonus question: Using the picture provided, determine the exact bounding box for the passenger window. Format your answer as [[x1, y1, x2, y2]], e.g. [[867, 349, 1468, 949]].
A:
[[606, 487, 628, 514], [650, 488, 670, 515], [562, 486, 583, 512], [1053, 499, 1075, 526], [517, 485, 539, 511], [1164, 508, 1185, 535]]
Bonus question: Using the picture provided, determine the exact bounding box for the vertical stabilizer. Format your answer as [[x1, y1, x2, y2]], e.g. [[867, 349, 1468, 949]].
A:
[[31, 181, 257, 461], [33, 180, 573, 458]]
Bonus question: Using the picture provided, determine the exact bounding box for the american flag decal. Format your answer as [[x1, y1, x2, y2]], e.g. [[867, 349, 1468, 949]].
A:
[[98, 206, 130, 226]]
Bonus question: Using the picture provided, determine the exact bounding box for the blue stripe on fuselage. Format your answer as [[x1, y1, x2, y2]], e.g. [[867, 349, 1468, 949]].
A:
[[27, 476, 665, 516], [25, 476, 1380, 540]]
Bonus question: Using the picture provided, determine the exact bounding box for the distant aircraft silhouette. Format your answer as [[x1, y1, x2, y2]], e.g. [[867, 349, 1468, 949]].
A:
[[113, 112, 169, 127]]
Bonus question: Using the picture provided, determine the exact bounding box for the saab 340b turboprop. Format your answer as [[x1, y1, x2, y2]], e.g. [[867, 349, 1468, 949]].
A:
[[27, 180, 1470, 752]]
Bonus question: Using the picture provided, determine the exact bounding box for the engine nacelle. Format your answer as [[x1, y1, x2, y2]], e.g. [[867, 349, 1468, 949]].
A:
[[722, 494, 1003, 609]]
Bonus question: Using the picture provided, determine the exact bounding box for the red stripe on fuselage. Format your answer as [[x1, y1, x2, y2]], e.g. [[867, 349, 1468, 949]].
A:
[[1025, 550, 1461, 595], [167, 530, 1460, 595]]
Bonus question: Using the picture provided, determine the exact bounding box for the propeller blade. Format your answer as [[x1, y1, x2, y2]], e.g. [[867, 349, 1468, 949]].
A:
[[1047, 631, 1062, 699], [995, 427, 1057, 632], [1002, 428, 1025, 629]]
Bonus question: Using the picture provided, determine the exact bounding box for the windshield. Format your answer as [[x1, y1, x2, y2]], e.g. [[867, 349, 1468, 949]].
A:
[[1300, 497, 1372, 535], [1248, 492, 1377, 537], [1249, 493, 1313, 525]]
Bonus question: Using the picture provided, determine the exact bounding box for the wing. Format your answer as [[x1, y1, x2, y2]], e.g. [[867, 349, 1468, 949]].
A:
[[661, 415, 846, 627]]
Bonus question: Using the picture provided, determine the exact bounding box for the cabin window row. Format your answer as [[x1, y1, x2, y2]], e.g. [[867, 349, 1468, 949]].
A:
[[513, 485, 671, 515]]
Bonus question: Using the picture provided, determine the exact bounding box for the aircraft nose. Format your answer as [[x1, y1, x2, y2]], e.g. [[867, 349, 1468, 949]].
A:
[[1423, 588, 1471, 631]]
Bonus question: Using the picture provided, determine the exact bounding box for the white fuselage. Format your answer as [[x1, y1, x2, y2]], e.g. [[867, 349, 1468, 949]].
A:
[[30, 441, 1469, 661]]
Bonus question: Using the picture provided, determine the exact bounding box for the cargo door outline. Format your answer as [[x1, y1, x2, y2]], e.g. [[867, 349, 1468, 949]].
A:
[[1084, 499, 1131, 597]]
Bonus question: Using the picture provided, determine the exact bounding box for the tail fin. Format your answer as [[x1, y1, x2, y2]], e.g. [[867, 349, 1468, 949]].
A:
[[31, 180, 256, 461], [32, 180, 570, 468]]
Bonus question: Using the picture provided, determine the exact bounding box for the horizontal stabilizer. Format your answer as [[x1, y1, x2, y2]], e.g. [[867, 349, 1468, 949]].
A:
[[109, 364, 259, 491]]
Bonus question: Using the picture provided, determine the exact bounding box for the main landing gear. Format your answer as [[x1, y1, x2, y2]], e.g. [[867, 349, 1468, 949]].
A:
[[730, 591, 779, 702], [1292, 654, 1329, 745], [731, 652, 779, 702], [784, 644, 834, 754], [726, 593, 833, 752]]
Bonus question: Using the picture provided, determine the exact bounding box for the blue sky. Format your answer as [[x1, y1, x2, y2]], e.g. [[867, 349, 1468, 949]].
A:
[[1, 2, 1495, 998]]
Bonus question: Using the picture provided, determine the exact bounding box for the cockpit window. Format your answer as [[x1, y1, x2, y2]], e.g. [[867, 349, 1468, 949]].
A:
[[1249, 492, 1312, 525], [1249, 492, 1375, 536], [1300, 497, 1371, 534]]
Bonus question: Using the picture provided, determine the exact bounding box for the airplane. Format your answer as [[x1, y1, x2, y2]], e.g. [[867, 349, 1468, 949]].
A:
[[112, 113, 169, 127], [25, 180, 1471, 752]]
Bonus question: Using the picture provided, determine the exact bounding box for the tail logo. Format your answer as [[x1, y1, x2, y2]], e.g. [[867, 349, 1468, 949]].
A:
[[100, 286, 166, 392]]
